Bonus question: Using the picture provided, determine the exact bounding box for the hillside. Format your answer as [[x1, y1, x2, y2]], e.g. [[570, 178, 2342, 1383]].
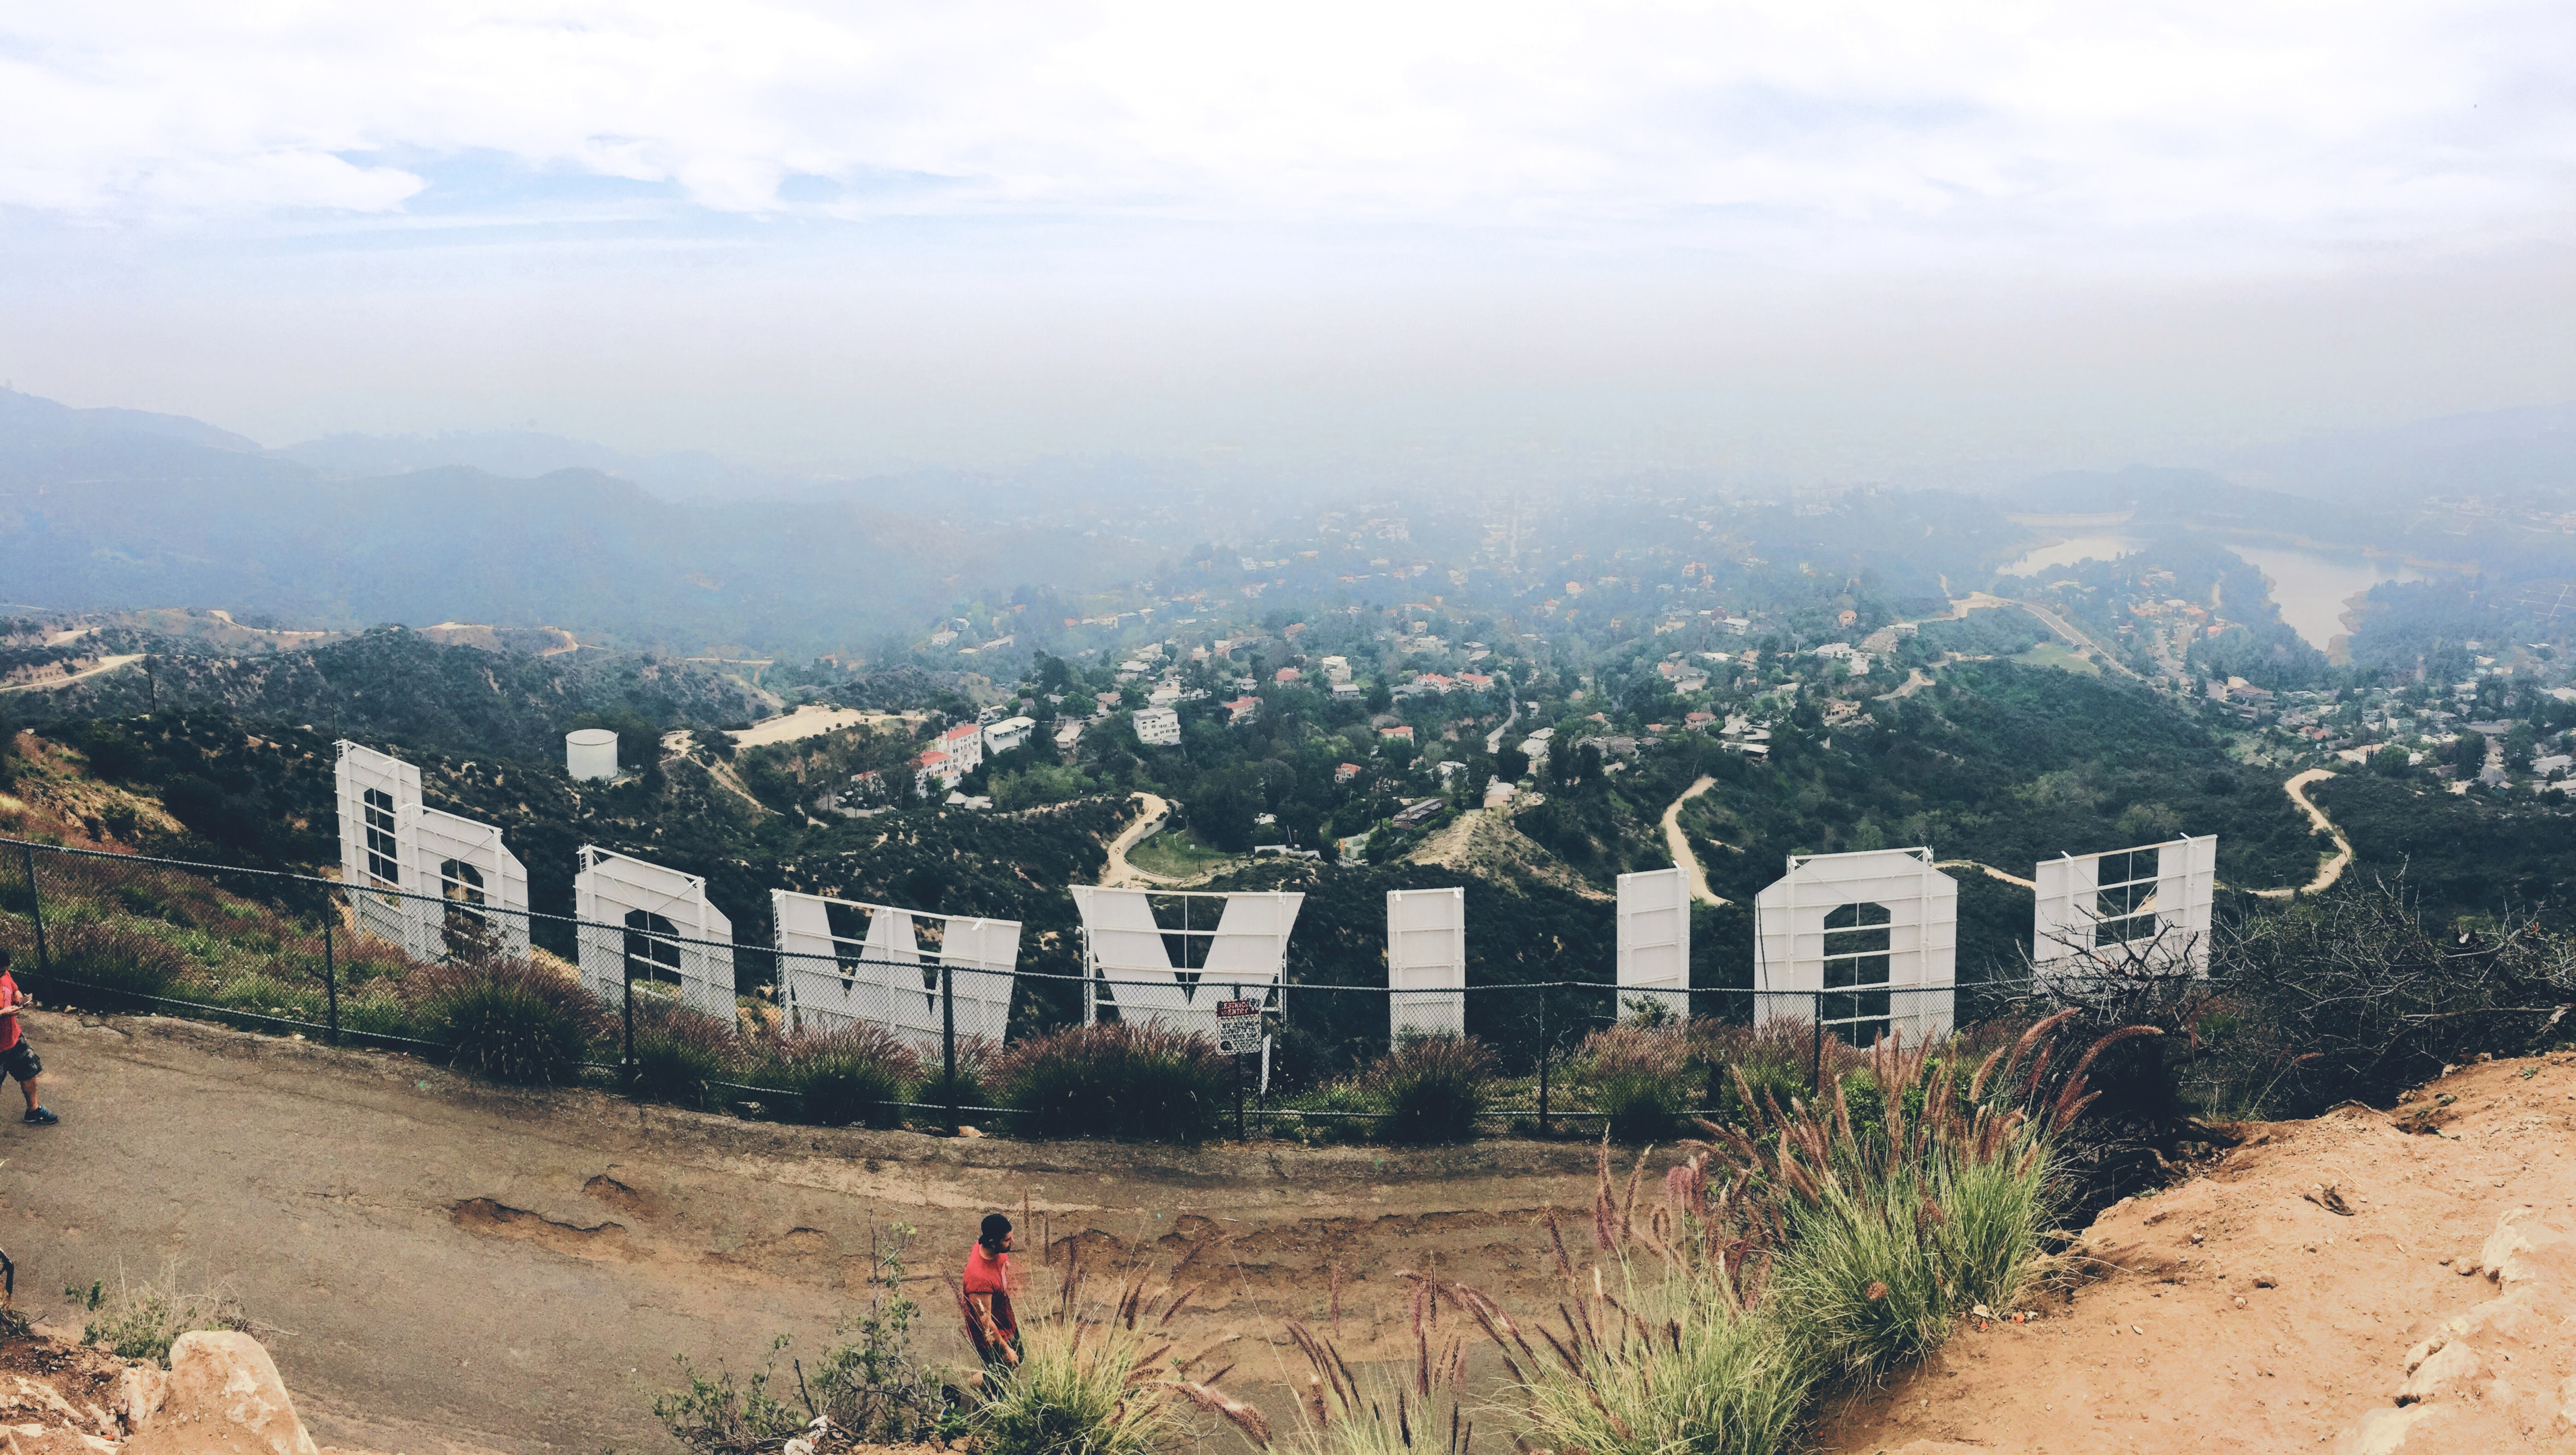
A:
[[1820, 1051, 2576, 1454], [9, 626, 770, 763]]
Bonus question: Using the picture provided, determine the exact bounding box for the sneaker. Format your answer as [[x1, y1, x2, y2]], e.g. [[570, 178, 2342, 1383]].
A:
[[23, 1107, 57, 1126]]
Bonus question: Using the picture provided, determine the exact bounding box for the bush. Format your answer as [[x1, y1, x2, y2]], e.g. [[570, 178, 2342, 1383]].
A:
[[1710, 1023, 2121, 1382], [1570, 1023, 1692, 1142], [628, 1006, 744, 1110], [1365, 1033, 1498, 1144], [411, 959, 611, 1087], [755, 1024, 920, 1129], [1502, 1259, 1808, 1455], [993, 1023, 1226, 1142], [65, 1261, 252, 1368], [40, 919, 188, 1003], [969, 1267, 1194, 1455]]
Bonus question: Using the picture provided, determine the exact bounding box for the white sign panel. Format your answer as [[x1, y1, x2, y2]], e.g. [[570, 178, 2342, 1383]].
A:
[[1387, 887, 1467, 1043], [1754, 847, 1956, 1043], [2032, 835, 2218, 984], [395, 804, 532, 961], [1070, 886, 1303, 1045], [1615, 867, 1691, 1021], [772, 889, 1021, 1052], [333, 741, 421, 949], [575, 847, 737, 1021]]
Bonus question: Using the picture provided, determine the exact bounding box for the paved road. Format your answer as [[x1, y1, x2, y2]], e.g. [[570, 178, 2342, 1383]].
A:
[[1, 1011, 1596, 1453]]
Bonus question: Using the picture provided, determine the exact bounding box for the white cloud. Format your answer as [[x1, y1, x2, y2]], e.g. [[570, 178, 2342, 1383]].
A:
[[1, 0, 2568, 270]]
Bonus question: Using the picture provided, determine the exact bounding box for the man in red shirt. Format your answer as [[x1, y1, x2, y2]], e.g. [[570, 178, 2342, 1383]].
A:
[[960, 1212, 1019, 1368], [0, 950, 57, 1125]]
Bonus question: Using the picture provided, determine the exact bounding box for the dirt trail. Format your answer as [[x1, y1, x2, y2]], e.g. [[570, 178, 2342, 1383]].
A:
[[1822, 1054, 2576, 1454], [1876, 666, 1935, 701], [1659, 776, 1728, 905], [2255, 768, 2355, 899], [0, 653, 144, 693], [1935, 858, 2039, 891], [1097, 791, 1182, 886], [4, 1010, 1601, 1454]]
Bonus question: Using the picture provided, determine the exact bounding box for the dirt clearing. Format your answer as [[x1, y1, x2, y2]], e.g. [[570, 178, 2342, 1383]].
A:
[[0, 1010, 1598, 1452]]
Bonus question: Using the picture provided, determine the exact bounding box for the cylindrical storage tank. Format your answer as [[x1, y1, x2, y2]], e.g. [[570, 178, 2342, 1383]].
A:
[[565, 728, 620, 782]]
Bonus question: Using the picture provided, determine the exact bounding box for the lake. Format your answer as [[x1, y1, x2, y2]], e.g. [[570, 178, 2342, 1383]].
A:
[[1999, 535, 2146, 576], [2226, 545, 2439, 651]]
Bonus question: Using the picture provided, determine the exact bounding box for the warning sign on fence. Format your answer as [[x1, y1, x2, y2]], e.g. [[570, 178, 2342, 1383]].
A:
[[1215, 998, 1262, 1055]]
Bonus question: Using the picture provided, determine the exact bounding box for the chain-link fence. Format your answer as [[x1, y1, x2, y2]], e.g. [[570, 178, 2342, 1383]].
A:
[[0, 835, 2030, 1138]]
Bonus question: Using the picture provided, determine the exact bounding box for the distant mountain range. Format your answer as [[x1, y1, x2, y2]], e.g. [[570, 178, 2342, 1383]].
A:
[[0, 389, 1155, 655]]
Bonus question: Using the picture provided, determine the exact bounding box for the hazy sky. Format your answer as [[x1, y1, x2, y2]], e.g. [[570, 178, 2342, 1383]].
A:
[[6, 1, 2572, 483]]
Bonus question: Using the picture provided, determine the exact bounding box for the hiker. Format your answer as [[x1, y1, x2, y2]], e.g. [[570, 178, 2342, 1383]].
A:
[[0, 949, 55, 1126], [961, 1212, 1020, 1368]]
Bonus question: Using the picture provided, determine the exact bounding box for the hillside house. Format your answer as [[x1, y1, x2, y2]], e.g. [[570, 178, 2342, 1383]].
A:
[[1223, 695, 1261, 726], [1132, 706, 1182, 746], [1335, 762, 1363, 783], [981, 716, 1035, 755], [1054, 720, 1083, 752], [1380, 725, 1416, 745], [934, 723, 984, 775]]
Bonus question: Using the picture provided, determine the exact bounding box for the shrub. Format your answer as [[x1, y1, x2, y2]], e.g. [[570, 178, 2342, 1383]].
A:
[[628, 1006, 744, 1110], [1570, 1023, 1692, 1142], [410, 959, 611, 1087], [1364, 1033, 1498, 1144], [993, 1023, 1225, 1141], [968, 1264, 1196, 1455], [1462, 1157, 1808, 1455], [756, 1024, 920, 1129], [1692, 1019, 1823, 1126], [1705, 1021, 2129, 1381], [65, 1261, 252, 1368]]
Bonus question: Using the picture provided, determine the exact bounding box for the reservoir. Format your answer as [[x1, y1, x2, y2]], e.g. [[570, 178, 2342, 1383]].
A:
[[1999, 535, 2145, 576], [2225, 546, 2439, 651]]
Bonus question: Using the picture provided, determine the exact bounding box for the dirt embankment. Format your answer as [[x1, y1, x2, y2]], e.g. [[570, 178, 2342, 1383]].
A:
[[1820, 1054, 2576, 1454]]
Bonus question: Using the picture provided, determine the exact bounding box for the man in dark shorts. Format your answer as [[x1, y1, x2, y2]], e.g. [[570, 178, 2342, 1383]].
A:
[[960, 1212, 1019, 1369], [0, 950, 55, 1125]]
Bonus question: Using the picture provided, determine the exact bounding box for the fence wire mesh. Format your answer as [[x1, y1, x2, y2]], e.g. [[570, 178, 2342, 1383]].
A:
[[0, 835, 2040, 1136]]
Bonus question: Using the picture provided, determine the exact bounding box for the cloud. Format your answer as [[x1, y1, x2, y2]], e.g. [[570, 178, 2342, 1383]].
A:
[[1, 0, 2569, 271]]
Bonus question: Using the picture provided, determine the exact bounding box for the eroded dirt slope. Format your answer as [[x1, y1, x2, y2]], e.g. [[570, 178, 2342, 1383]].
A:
[[1820, 1054, 2576, 1454]]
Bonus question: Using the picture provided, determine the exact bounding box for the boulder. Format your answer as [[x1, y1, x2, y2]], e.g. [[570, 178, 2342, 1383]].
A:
[[121, 1333, 318, 1455], [2393, 1340, 2486, 1405]]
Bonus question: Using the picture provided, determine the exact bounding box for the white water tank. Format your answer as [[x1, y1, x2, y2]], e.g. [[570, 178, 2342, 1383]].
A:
[[565, 728, 620, 782]]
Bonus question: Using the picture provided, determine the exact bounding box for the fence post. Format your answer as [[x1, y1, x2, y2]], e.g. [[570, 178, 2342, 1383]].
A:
[[20, 845, 47, 978], [622, 968, 637, 1095], [942, 963, 959, 1137], [323, 918, 340, 1045], [1537, 983, 1550, 1136], [1810, 994, 1824, 1093]]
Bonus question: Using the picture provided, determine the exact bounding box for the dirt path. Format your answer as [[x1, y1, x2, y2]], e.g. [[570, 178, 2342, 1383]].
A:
[[2253, 768, 2353, 899], [1935, 859, 2039, 891], [1820, 1054, 2576, 1454], [0, 653, 143, 693], [1875, 666, 1935, 701], [1097, 791, 1181, 886], [701, 755, 774, 818], [1659, 776, 1728, 905], [4, 1010, 1599, 1454]]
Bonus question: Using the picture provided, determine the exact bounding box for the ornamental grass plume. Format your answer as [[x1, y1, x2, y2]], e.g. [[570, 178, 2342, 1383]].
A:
[[964, 1239, 1229, 1455]]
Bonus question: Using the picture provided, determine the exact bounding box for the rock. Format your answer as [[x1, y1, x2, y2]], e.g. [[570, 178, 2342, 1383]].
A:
[[2455, 1260, 2480, 1276], [2253, 1273, 2279, 1288], [2333, 1404, 2449, 1455], [2395, 1340, 2486, 1405], [115, 1365, 168, 1430], [2476, 1207, 2575, 1289], [123, 1332, 320, 1455], [2401, 1331, 2450, 1374]]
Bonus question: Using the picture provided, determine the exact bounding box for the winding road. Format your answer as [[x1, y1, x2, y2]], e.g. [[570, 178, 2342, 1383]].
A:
[[0, 653, 143, 694], [2253, 768, 2354, 899], [1098, 791, 1183, 888]]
